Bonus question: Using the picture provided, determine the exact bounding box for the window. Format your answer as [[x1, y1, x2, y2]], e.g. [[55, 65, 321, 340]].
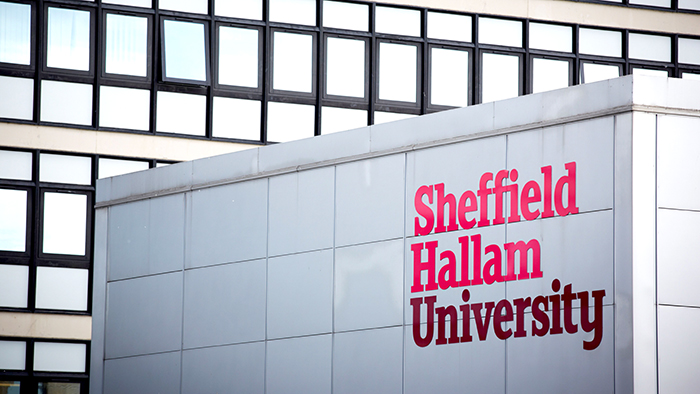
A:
[[679, 38, 700, 66], [427, 12, 471, 42], [105, 13, 148, 78], [0, 76, 33, 121], [272, 31, 314, 93], [218, 26, 259, 88], [479, 17, 522, 47], [162, 19, 208, 82], [270, 0, 316, 26], [0, 189, 27, 253], [323, 1, 368, 31], [580, 62, 621, 83], [42, 192, 88, 256], [46, 7, 91, 71], [376, 6, 420, 37], [481, 52, 520, 103], [378, 42, 418, 103], [160, 0, 208, 14], [267, 101, 315, 142], [156, 91, 207, 136], [529, 23, 572, 53], [629, 33, 671, 62], [326, 36, 366, 99], [216, 0, 262, 20], [321, 107, 367, 134], [579, 28, 622, 58], [0, 1, 31, 65], [212, 97, 261, 140], [98, 158, 149, 179], [430, 47, 469, 107], [40, 80, 93, 126], [532, 58, 570, 93]]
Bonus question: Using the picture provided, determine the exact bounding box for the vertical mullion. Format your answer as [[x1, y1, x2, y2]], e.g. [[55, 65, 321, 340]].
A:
[[316, 0, 323, 136], [368, 3, 376, 125], [261, 0, 270, 143], [473, 14, 480, 104], [94, 5, 103, 130], [420, 9, 427, 114], [34, 1, 45, 124], [207, 0, 216, 139], [29, 150, 40, 312], [151, 0, 160, 135], [524, 20, 530, 95]]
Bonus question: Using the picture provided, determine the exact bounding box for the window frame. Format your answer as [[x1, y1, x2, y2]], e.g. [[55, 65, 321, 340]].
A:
[[159, 16, 212, 85], [101, 9, 154, 84], [42, 3, 96, 77]]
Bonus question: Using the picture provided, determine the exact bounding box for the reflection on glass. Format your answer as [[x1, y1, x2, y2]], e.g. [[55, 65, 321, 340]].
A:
[[323, 1, 368, 31], [0, 189, 26, 252], [34, 343, 86, 373], [682, 72, 700, 81], [375, 6, 420, 37], [0, 264, 28, 309], [431, 48, 469, 107], [37, 382, 81, 394], [632, 68, 669, 77], [478, 17, 522, 47], [35, 267, 89, 311], [481, 53, 519, 103], [581, 63, 620, 84], [529, 23, 572, 52], [159, 0, 207, 14], [39, 153, 92, 185], [42, 192, 87, 256], [321, 107, 367, 134], [427, 12, 471, 42], [373, 111, 416, 125], [212, 97, 261, 141], [99, 86, 150, 131], [163, 20, 206, 81], [0, 340, 25, 370], [156, 91, 206, 136], [267, 101, 315, 142], [0, 381, 20, 394], [219, 26, 258, 88], [679, 38, 700, 65], [532, 58, 569, 94], [98, 158, 149, 179], [326, 37, 365, 98], [273, 32, 313, 93], [270, 0, 316, 26], [0, 2, 31, 65], [629, 33, 671, 62], [216, 0, 262, 20], [579, 28, 621, 58], [0, 76, 33, 121], [378, 42, 416, 102], [47, 8, 90, 71], [105, 14, 148, 77], [0, 150, 32, 181]]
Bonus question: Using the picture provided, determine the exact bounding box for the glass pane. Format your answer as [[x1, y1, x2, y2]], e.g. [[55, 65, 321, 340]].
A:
[[478, 17, 522, 47], [532, 58, 569, 93], [35, 267, 89, 311], [105, 14, 148, 77], [269, 0, 316, 26], [481, 52, 519, 103], [0, 2, 31, 65], [529, 22, 572, 52], [212, 97, 261, 140], [629, 33, 671, 62], [581, 63, 621, 84], [0, 381, 20, 394], [216, 0, 262, 20], [579, 28, 621, 58], [46, 8, 90, 71], [630, 0, 671, 6], [156, 91, 206, 136], [427, 12, 471, 42], [378, 42, 416, 103], [375, 6, 420, 37], [273, 32, 313, 93], [98, 158, 149, 179], [682, 72, 700, 80], [0, 76, 33, 120], [0, 150, 32, 180], [326, 37, 365, 98], [163, 20, 206, 81], [679, 38, 700, 65], [99, 86, 150, 131], [431, 47, 469, 107], [39, 153, 92, 185], [373, 111, 416, 125], [37, 382, 81, 394], [323, 1, 368, 31], [321, 107, 367, 134], [679, 0, 700, 10], [632, 68, 669, 77], [103, 0, 152, 7], [156, 162, 171, 167], [0, 341, 25, 370], [34, 342, 86, 373], [218, 26, 258, 88], [42, 192, 87, 256], [159, 0, 207, 14], [0, 265, 28, 308], [40, 80, 93, 126], [0, 189, 26, 253], [267, 102, 315, 143]]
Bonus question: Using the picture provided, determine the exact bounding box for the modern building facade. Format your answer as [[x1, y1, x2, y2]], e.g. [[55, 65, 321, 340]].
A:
[[1, 0, 700, 393], [92, 75, 700, 394]]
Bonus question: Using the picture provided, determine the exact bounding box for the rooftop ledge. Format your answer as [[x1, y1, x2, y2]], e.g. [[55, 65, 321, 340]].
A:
[[96, 75, 700, 208]]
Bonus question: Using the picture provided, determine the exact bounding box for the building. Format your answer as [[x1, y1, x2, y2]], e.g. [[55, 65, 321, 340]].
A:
[[0, 0, 700, 392], [92, 75, 700, 394]]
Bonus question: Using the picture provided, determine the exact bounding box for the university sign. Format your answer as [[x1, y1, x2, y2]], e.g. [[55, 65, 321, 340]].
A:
[[409, 162, 606, 350]]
